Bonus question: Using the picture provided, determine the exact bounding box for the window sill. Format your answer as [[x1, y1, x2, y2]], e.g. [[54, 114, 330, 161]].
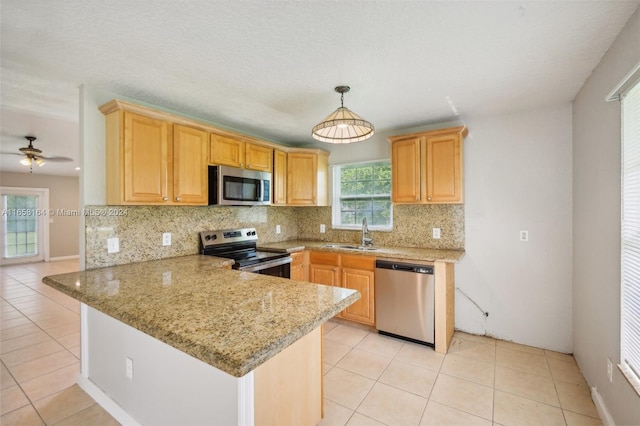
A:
[[618, 363, 640, 398], [331, 225, 393, 232]]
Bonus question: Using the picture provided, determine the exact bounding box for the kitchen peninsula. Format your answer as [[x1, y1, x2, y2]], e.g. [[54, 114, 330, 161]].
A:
[[43, 255, 360, 426]]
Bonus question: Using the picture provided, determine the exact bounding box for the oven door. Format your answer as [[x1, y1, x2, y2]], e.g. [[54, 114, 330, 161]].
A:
[[238, 256, 292, 278]]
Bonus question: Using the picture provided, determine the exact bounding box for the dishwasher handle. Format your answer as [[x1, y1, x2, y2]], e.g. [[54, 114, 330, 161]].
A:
[[375, 260, 434, 274]]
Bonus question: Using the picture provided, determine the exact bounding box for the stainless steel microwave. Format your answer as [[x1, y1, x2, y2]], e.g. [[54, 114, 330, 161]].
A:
[[208, 165, 271, 206]]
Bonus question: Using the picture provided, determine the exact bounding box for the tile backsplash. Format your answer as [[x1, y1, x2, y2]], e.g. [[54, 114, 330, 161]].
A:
[[85, 204, 463, 269]]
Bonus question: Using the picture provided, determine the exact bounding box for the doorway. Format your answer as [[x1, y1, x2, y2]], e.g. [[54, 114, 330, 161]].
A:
[[1, 187, 49, 265]]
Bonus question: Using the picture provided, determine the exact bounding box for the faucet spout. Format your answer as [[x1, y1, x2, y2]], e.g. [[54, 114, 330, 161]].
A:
[[361, 217, 373, 246]]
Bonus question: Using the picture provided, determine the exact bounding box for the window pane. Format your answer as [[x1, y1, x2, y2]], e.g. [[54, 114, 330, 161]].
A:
[[341, 182, 357, 196], [341, 211, 355, 224], [334, 161, 392, 229], [3, 194, 39, 258]]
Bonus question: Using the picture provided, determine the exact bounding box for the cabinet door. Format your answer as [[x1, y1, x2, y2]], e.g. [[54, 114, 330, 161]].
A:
[[287, 153, 318, 205], [273, 150, 287, 205], [391, 138, 421, 203], [123, 112, 170, 203], [245, 143, 273, 172], [424, 134, 462, 203], [290, 251, 309, 281], [210, 134, 244, 167], [309, 264, 339, 287], [341, 268, 375, 326], [173, 124, 209, 205]]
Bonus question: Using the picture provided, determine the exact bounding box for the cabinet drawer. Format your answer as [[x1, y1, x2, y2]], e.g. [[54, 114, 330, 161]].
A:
[[341, 254, 375, 271], [309, 251, 340, 266]]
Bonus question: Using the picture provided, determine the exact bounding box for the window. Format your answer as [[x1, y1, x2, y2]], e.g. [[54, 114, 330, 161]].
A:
[[332, 161, 392, 230], [621, 76, 640, 394], [1, 187, 48, 265]]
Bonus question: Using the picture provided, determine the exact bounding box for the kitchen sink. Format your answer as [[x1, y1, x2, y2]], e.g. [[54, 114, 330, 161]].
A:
[[322, 244, 378, 251]]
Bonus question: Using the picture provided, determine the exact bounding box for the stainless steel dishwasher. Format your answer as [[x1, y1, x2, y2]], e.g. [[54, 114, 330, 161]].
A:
[[375, 260, 435, 345]]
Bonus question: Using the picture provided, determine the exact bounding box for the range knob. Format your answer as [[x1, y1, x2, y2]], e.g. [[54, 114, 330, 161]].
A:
[[205, 235, 212, 241]]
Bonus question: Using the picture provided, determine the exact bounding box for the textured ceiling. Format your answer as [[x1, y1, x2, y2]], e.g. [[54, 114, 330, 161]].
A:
[[1, 0, 638, 176]]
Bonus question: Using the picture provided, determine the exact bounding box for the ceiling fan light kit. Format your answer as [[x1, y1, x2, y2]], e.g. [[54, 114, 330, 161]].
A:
[[312, 86, 375, 144], [4, 135, 73, 173]]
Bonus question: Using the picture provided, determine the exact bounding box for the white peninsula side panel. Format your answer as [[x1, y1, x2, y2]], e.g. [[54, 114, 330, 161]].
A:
[[80, 305, 252, 426]]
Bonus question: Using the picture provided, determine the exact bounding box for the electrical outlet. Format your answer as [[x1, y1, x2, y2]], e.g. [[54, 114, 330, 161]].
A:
[[520, 230, 529, 242], [107, 237, 119, 254], [433, 228, 441, 239], [607, 358, 613, 383], [320, 224, 326, 233], [126, 357, 134, 380], [276, 225, 281, 234], [162, 232, 171, 246]]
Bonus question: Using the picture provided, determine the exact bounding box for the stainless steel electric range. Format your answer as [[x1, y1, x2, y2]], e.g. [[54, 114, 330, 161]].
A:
[[199, 228, 291, 277]]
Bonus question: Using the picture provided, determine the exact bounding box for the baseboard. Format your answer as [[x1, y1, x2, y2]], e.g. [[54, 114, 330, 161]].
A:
[[49, 255, 80, 261], [76, 375, 140, 426], [591, 386, 615, 426]]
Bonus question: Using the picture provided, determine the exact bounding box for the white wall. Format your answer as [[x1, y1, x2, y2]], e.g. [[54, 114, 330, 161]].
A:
[[456, 105, 573, 352], [572, 6, 640, 425]]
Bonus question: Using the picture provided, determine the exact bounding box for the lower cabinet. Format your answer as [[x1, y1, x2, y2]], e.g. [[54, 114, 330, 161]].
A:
[[341, 255, 375, 326], [308, 251, 375, 326], [290, 251, 309, 282]]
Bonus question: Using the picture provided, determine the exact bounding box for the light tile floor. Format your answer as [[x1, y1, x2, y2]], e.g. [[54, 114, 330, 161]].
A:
[[1, 259, 119, 425], [321, 320, 603, 426], [1, 260, 602, 426]]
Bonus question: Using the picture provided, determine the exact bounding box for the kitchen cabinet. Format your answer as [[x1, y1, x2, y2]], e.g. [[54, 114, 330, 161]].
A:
[[102, 108, 208, 205], [272, 149, 287, 205], [388, 126, 467, 204], [290, 250, 309, 282], [341, 255, 375, 326], [287, 151, 329, 206], [309, 251, 340, 287], [309, 251, 375, 326], [210, 134, 273, 172]]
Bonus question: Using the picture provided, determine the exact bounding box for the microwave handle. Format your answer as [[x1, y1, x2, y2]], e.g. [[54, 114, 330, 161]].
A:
[[257, 180, 264, 202]]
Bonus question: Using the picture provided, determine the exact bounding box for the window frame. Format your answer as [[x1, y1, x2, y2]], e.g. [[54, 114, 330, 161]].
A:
[[620, 73, 640, 397], [331, 160, 393, 231]]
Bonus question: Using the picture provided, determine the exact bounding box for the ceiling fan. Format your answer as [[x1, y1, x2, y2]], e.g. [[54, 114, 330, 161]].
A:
[[3, 136, 73, 172]]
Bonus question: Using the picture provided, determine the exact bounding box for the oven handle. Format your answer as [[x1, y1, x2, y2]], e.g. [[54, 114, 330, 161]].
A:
[[238, 256, 292, 273]]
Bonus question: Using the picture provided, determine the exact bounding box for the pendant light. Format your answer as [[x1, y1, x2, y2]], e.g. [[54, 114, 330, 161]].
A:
[[312, 86, 375, 143]]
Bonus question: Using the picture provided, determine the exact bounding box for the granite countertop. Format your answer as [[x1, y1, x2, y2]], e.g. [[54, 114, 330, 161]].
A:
[[43, 255, 359, 378], [258, 240, 465, 263]]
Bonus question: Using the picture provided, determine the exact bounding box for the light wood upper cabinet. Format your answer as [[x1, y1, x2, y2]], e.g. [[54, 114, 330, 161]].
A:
[[120, 112, 170, 204], [287, 151, 328, 206], [173, 124, 209, 205], [210, 134, 273, 172], [209, 134, 244, 168], [423, 133, 462, 203], [391, 138, 421, 203], [273, 150, 288, 205], [245, 143, 273, 172], [388, 126, 467, 204], [104, 109, 208, 206]]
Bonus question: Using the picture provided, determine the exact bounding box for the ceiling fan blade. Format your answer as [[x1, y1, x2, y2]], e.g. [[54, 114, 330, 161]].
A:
[[0, 152, 25, 157], [38, 155, 73, 162]]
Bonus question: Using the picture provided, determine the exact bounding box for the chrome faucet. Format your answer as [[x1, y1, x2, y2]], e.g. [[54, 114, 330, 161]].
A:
[[361, 217, 373, 247]]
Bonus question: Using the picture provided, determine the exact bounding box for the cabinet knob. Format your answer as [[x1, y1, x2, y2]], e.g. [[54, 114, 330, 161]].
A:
[[163, 197, 169, 201], [416, 196, 419, 201], [240, 163, 244, 167], [427, 197, 432, 201], [176, 197, 182, 202]]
